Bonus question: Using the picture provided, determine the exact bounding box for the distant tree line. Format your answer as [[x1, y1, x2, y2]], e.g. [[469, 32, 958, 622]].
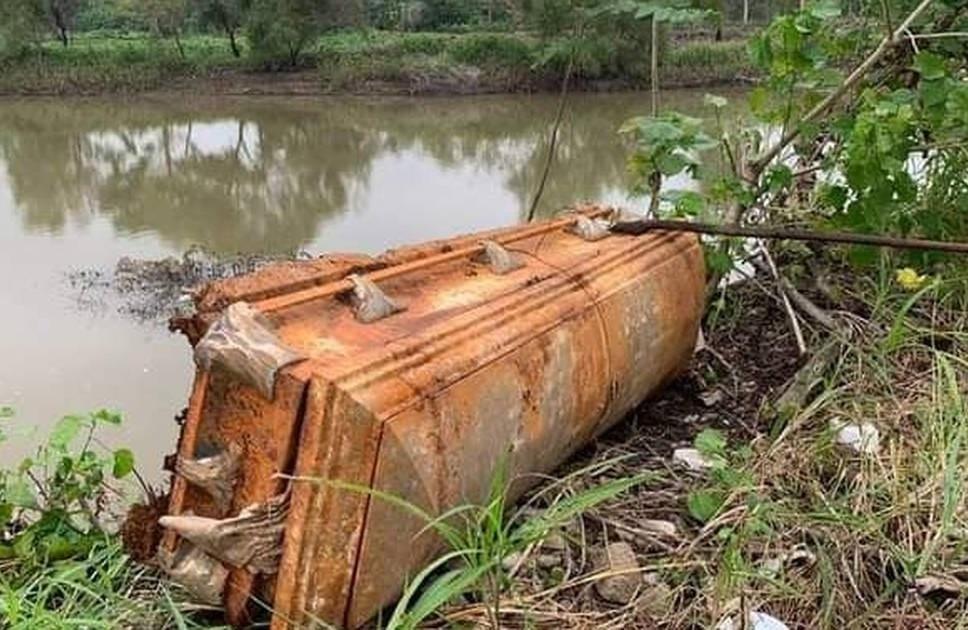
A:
[[0, 0, 801, 64]]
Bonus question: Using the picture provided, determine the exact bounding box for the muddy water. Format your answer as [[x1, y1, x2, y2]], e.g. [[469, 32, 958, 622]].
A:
[[0, 89, 742, 478]]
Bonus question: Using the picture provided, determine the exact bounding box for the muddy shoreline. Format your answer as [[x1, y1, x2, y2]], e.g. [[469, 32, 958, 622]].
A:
[[0, 68, 757, 98]]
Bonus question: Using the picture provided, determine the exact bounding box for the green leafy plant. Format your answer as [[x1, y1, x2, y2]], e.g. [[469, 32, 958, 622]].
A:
[[0, 409, 138, 565], [685, 428, 754, 524], [746, 0, 843, 128], [621, 111, 716, 215]]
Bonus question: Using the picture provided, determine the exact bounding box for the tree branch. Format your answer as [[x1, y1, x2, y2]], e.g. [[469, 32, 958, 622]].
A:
[[527, 56, 574, 222], [751, 0, 936, 174], [611, 218, 968, 254]]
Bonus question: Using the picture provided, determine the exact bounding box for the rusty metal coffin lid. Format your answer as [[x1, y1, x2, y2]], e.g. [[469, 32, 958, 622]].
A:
[[234, 205, 698, 420]]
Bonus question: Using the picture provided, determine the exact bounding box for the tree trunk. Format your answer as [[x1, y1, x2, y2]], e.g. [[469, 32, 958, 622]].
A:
[[227, 28, 240, 58], [648, 171, 661, 217], [743, 0, 749, 25], [650, 16, 659, 117], [174, 31, 186, 59], [53, 9, 69, 47]]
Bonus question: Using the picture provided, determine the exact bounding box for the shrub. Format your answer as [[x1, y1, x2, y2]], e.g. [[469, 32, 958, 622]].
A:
[[448, 33, 533, 68], [0, 0, 45, 60], [245, 0, 325, 67], [398, 32, 449, 55]]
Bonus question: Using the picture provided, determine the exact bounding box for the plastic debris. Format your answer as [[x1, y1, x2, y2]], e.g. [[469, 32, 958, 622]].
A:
[[717, 611, 790, 630], [831, 419, 880, 454], [673, 447, 714, 471]]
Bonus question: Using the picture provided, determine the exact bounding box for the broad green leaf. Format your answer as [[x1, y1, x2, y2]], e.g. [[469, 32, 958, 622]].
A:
[[92, 409, 122, 425], [50, 415, 84, 451], [912, 51, 947, 81], [656, 152, 689, 176], [112, 448, 135, 479], [694, 428, 728, 458], [641, 120, 686, 143], [5, 477, 37, 509], [705, 247, 735, 275], [687, 489, 726, 523], [667, 190, 706, 217], [765, 165, 793, 192]]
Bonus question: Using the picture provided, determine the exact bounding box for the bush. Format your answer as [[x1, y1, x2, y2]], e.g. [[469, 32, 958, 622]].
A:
[[448, 33, 533, 68], [398, 32, 449, 55], [245, 0, 325, 67], [0, 0, 45, 60]]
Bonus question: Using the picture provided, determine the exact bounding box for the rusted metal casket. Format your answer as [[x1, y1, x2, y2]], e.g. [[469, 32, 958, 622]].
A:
[[159, 204, 705, 629]]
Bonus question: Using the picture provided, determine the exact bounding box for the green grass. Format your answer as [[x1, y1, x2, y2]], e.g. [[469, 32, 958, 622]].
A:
[[0, 33, 244, 94], [317, 31, 754, 93], [665, 39, 755, 85], [296, 457, 653, 629], [0, 537, 219, 629], [0, 30, 755, 95]]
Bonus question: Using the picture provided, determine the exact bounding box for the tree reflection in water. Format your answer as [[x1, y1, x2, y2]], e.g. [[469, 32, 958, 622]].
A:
[[0, 91, 735, 254]]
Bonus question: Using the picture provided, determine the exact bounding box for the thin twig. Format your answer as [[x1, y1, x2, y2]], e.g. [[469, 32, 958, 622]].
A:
[[611, 218, 968, 254], [779, 275, 841, 331], [527, 56, 574, 222], [761, 244, 807, 355], [910, 31, 968, 38]]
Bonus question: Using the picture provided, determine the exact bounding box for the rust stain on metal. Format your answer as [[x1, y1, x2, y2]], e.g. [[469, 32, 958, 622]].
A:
[[160, 204, 705, 629]]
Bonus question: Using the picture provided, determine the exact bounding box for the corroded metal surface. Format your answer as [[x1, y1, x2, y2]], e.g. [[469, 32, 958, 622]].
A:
[[161, 204, 705, 628]]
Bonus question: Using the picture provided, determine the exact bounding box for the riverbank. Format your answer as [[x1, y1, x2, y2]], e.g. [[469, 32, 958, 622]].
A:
[[4, 254, 965, 628], [0, 31, 756, 97]]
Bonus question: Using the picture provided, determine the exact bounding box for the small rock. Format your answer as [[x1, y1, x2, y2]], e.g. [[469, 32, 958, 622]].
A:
[[593, 542, 641, 604], [831, 419, 880, 454], [536, 553, 562, 569], [914, 574, 967, 598], [639, 519, 678, 539], [501, 551, 523, 571], [541, 532, 568, 551], [673, 447, 713, 471], [717, 611, 789, 630], [637, 572, 674, 618], [760, 547, 816, 578], [699, 389, 724, 407], [760, 556, 783, 578], [785, 548, 817, 568]]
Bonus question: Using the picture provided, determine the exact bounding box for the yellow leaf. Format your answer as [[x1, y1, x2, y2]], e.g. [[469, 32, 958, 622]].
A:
[[895, 267, 927, 291]]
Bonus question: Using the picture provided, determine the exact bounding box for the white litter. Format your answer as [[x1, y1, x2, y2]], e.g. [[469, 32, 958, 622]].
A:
[[672, 448, 713, 471], [831, 419, 880, 455], [717, 611, 789, 630]]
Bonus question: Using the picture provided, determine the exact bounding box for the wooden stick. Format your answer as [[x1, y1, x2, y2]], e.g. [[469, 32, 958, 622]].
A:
[[761, 244, 807, 355], [611, 218, 968, 254]]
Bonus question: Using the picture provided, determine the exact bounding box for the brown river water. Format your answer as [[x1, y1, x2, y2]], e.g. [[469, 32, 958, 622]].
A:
[[0, 89, 742, 479]]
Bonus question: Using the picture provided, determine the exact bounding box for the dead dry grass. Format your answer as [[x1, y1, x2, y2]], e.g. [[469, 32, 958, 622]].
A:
[[438, 264, 968, 629]]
